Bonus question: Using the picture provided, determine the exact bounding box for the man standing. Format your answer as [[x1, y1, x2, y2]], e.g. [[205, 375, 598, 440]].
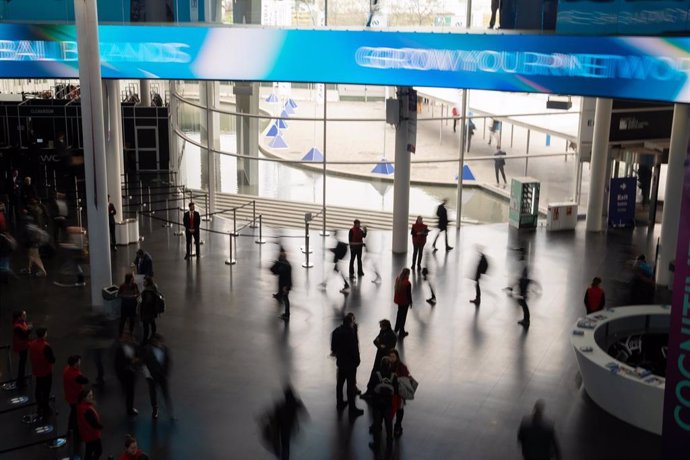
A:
[[467, 117, 476, 152], [331, 314, 364, 418], [432, 199, 452, 252], [133, 249, 154, 277], [470, 249, 489, 307], [410, 216, 428, 270], [29, 327, 56, 422], [348, 219, 367, 278], [494, 146, 507, 186], [270, 247, 292, 321], [517, 400, 561, 460], [108, 194, 117, 251], [64, 355, 89, 450], [142, 334, 173, 420], [12, 310, 31, 389], [183, 202, 201, 260]]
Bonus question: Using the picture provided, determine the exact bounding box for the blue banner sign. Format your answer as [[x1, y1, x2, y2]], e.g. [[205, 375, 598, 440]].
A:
[[2, 24, 690, 103], [608, 177, 637, 228]]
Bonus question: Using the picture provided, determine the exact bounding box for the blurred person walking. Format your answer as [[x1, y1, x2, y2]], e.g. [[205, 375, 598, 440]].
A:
[[432, 199, 452, 252], [470, 249, 489, 307], [271, 247, 293, 321], [115, 332, 140, 416], [142, 334, 174, 420], [517, 400, 561, 460], [494, 146, 507, 186]]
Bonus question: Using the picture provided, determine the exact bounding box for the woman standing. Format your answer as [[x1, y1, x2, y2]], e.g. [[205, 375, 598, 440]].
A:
[[139, 276, 159, 345], [12, 310, 32, 389], [118, 274, 140, 337], [393, 268, 412, 339], [410, 217, 428, 271], [388, 349, 410, 438]]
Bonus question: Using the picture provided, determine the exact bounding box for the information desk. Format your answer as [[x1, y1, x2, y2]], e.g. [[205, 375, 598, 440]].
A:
[[570, 305, 669, 435]]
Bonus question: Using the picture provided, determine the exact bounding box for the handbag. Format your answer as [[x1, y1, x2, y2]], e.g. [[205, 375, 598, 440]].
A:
[[397, 375, 419, 400]]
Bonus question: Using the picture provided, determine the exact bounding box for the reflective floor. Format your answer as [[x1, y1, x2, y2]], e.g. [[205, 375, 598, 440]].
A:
[[0, 216, 668, 459]]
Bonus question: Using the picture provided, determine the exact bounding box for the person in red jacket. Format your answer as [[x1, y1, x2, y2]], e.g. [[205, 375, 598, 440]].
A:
[[29, 327, 56, 421], [119, 434, 149, 460], [388, 349, 410, 438], [77, 388, 103, 460], [11, 310, 32, 389], [410, 216, 429, 271], [64, 355, 89, 449], [393, 268, 412, 339], [584, 277, 606, 314], [348, 219, 368, 278]]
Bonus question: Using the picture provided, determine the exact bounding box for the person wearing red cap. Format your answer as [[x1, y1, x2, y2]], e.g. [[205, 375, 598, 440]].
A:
[[64, 355, 89, 450]]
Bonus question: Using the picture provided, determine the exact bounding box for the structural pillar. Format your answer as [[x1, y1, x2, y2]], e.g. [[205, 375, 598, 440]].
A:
[[455, 89, 468, 229], [140, 80, 150, 106], [103, 79, 123, 220], [656, 104, 690, 287], [169, 80, 182, 187], [585, 98, 613, 232], [200, 81, 220, 213], [75, 0, 112, 307], [392, 87, 414, 254], [234, 83, 260, 194]]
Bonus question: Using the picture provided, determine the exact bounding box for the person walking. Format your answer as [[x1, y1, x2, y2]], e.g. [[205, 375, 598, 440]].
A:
[[513, 266, 539, 328], [115, 332, 140, 416], [77, 388, 103, 460], [432, 199, 452, 252], [584, 277, 605, 314], [183, 202, 201, 260], [393, 269, 412, 339], [133, 249, 154, 277], [118, 273, 140, 337], [12, 310, 31, 389], [467, 116, 476, 152], [270, 247, 293, 321], [488, 118, 502, 145], [364, 319, 397, 397], [64, 355, 89, 452], [452, 106, 459, 132], [369, 356, 395, 458], [410, 216, 428, 270], [119, 435, 149, 460], [29, 327, 56, 422], [22, 211, 47, 277], [488, 0, 501, 28], [139, 276, 160, 345], [348, 219, 367, 278], [517, 400, 561, 460], [470, 250, 489, 307], [108, 194, 117, 251], [323, 238, 351, 294], [494, 146, 507, 186], [388, 349, 410, 438], [331, 314, 365, 418], [142, 334, 173, 420]]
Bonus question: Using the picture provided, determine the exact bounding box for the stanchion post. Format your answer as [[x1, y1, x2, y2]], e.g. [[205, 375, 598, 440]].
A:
[[250, 200, 258, 228], [148, 187, 154, 214], [52, 170, 57, 190], [233, 208, 237, 236], [302, 219, 313, 268], [181, 186, 186, 211], [74, 176, 79, 209], [163, 199, 172, 228], [255, 214, 266, 244], [174, 207, 184, 236], [225, 232, 236, 265], [202, 192, 211, 221], [139, 180, 144, 212]]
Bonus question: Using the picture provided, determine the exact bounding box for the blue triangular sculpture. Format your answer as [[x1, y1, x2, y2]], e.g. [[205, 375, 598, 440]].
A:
[[265, 123, 280, 137], [280, 109, 290, 119], [454, 165, 475, 181], [276, 118, 288, 129], [265, 93, 279, 103], [287, 98, 298, 109], [372, 159, 394, 175], [269, 134, 288, 149], [283, 103, 295, 115], [302, 147, 323, 162]]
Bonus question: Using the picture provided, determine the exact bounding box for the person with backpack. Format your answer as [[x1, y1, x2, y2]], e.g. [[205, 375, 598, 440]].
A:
[[388, 349, 410, 438], [139, 276, 161, 345], [369, 356, 395, 457], [432, 200, 452, 252], [393, 268, 412, 339], [470, 249, 489, 307], [584, 277, 605, 314]]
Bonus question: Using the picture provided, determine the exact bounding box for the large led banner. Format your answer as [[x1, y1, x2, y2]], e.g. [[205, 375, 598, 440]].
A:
[[2, 24, 690, 103]]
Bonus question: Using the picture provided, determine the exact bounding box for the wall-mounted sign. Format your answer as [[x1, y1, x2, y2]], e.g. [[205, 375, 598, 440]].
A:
[[608, 177, 637, 228], [2, 24, 690, 103]]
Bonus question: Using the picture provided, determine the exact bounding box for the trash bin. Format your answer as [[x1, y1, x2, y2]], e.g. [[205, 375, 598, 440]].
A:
[[126, 218, 139, 243], [115, 221, 129, 245], [101, 285, 120, 319]]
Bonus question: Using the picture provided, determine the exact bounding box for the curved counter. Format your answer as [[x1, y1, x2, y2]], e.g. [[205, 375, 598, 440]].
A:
[[570, 305, 669, 435]]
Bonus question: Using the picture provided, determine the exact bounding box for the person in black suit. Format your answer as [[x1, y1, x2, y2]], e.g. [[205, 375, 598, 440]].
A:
[[133, 249, 154, 277], [182, 202, 201, 260]]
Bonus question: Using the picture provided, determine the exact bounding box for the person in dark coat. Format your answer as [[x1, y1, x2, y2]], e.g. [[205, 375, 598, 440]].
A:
[[271, 247, 292, 321], [470, 250, 489, 307], [331, 314, 364, 418], [393, 268, 412, 338], [369, 356, 395, 457], [584, 277, 605, 314], [108, 194, 117, 251], [139, 276, 160, 345], [12, 310, 32, 389], [494, 146, 507, 186], [183, 202, 201, 260], [118, 273, 139, 337], [517, 400, 561, 460], [364, 319, 397, 396], [114, 332, 139, 416], [133, 249, 153, 277], [432, 199, 452, 252], [142, 334, 173, 420]]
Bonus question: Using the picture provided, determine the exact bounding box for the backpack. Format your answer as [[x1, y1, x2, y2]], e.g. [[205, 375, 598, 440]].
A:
[[155, 292, 166, 314], [374, 372, 395, 396], [397, 375, 419, 400], [332, 242, 348, 262]]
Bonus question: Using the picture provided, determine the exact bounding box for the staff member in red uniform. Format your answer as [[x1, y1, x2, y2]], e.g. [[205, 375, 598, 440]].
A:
[[64, 355, 89, 448], [119, 434, 149, 460], [29, 327, 56, 421], [584, 277, 605, 314], [77, 388, 103, 460], [12, 310, 32, 389], [348, 219, 367, 278], [410, 216, 428, 271], [393, 268, 412, 339]]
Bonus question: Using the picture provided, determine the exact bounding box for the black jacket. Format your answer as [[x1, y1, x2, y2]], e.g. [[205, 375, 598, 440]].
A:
[[517, 416, 561, 460], [374, 328, 397, 355], [139, 286, 159, 322], [331, 324, 361, 370], [134, 252, 154, 277], [436, 204, 448, 230], [183, 210, 201, 232], [271, 259, 292, 290], [142, 343, 171, 383]]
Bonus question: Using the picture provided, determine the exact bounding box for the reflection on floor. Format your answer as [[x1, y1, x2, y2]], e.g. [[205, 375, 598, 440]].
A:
[[0, 216, 667, 459]]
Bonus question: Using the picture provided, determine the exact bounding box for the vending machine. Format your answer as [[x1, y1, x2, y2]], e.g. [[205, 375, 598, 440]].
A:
[[509, 177, 540, 229]]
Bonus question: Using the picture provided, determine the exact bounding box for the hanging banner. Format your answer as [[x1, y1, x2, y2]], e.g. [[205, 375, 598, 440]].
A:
[[3, 24, 690, 103], [662, 130, 690, 456], [607, 177, 637, 228]]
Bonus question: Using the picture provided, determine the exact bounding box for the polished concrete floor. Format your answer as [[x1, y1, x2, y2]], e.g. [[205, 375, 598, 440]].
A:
[[0, 213, 668, 459]]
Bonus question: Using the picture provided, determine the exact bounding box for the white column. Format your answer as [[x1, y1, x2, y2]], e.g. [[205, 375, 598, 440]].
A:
[[168, 80, 181, 187], [140, 80, 151, 106], [585, 98, 613, 232], [455, 89, 468, 229], [75, 0, 112, 307], [392, 87, 412, 254], [656, 104, 690, 286], [200, 81, 219, 213], [103, 80, 123, 219]]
